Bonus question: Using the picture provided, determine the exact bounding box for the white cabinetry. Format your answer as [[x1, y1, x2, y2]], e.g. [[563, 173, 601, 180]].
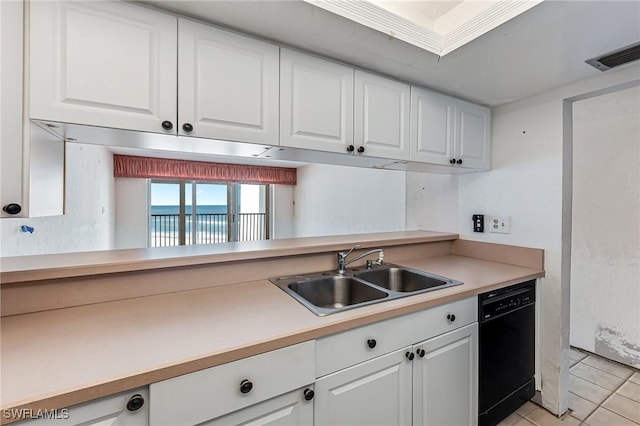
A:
[[315, 347, 413, 426], [456, 100, 491, 169], [354, 70, 410, 160], [29, 2, 280, 146], [280, 49, 354, 153], [29, 0, 177, 135], [315, 297, 478, 426], [150, 341, 315, 426], [14, 388, 148, 426], [411, 87, 491, 169], [178, 19, 279, 145], [413, 323, 478, 426], [202, 387, 313, 426], [1, 1, 64, 219]]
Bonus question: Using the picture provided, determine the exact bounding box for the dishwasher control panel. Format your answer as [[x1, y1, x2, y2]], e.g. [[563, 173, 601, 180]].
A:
[[479, 281, 535, 320]]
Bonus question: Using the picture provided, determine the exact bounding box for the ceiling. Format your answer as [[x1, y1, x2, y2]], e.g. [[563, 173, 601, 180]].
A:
[[143, 0, 640, 106]]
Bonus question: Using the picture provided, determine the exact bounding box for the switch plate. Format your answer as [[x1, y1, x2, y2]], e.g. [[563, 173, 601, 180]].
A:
[[489, 216, 511, 234], [472, 214, 484, 232]]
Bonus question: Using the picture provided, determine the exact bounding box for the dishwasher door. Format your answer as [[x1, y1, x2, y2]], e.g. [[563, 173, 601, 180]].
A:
[[478, 281, 536, 426]]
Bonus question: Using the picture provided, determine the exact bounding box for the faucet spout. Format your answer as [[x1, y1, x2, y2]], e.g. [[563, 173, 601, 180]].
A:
[[337, 246, 384, 274]]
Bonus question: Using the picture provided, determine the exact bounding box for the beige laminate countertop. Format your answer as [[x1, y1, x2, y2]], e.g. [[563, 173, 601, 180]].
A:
[[0, 231, 457, 283], [0, 253, 544, 418]]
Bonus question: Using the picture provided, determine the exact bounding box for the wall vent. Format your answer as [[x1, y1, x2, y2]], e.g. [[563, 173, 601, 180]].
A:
[[586, 42, 640, 71]]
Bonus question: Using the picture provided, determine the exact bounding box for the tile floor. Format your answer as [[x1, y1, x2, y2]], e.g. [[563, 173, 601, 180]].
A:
[[498, 347, 640, 426]]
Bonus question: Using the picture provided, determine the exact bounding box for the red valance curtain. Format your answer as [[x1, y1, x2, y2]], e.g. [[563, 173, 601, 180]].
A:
[[113, 155, 297, 185]]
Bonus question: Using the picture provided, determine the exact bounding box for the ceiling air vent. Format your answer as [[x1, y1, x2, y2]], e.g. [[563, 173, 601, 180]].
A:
[[586, 42, 640, 71]]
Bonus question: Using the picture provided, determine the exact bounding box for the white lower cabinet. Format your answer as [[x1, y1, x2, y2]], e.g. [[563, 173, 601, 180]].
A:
[[13, 388, 148, 425], [315, 347, 413, 426], [315, 297, 478, 426], [202, 387, 314, 426], [150, 341, 315, 426], [413, 323, 479, 426]]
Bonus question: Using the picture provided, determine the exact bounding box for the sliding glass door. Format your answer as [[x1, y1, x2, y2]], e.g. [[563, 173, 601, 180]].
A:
[[149, 181, 268, 247]]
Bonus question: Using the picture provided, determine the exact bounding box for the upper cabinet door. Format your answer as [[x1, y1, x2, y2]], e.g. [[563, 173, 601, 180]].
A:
[[280, 49, 354, 153], [355, 71, 410, 160], [410, 88, 455, 165], [456, 100, 491, 170], [29, 1, 177, 135], [178, 19, 279, 145]]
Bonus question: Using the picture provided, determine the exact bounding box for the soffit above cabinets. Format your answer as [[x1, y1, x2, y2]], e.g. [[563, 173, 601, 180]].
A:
[[303, 0, 543, 56], [142, 0, 640, 107]]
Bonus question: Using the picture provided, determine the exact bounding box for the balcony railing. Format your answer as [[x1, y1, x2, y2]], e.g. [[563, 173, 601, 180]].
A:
[[150, 213, 267, 247]]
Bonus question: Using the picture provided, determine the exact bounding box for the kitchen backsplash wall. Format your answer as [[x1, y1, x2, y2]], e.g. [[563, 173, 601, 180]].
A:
[[0, 143, 115, 257], [292, 164, 406, 237]]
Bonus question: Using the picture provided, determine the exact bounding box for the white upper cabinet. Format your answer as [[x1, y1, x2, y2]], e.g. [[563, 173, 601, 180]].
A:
[[354, 70, 410, 160], [2, 0, 64, 219], [280, 49, 354, 153], [29, 1, 178, 135], [178, 19, 279, 145], [411, 87, 491, 170], [410, 88, 455, 165], [457, 100, 491, 169]]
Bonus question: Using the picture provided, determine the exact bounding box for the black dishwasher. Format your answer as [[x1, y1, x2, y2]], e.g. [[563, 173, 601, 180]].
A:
[[478, 280, 536, 426]]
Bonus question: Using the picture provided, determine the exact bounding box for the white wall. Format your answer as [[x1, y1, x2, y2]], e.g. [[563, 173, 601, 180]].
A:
[[1, 143, 115, 257], [114, 177, 149, 249], [406, 172, 459, 232], [570, 86, 640, 368], [457, 66, 640, 415], [271, 185, 295, 239], [293, 164, 405, 237]]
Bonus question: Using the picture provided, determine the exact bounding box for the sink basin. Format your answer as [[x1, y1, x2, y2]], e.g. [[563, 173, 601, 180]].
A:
[[355, 267, 454, 292], [272, 275, 388, 316], [290, 276, 388, 309], [271, 264, 462, 316]]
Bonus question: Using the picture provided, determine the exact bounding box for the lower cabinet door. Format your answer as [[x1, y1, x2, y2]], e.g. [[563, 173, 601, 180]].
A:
[[413, 323, 478, 426], [315, 347, 413, 426], [202, 387, 314, 426], [11, 388, 149, 425]]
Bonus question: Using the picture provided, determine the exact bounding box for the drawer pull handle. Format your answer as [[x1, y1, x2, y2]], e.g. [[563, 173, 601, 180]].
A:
[[182, 123, 193, 133], [240, 379, 253, 394], [126, 394, 145, 412], [304, 388, 315, 401], [447, 314, 456, 322], [417, 348, 426, 358], [406, 351, 415, 361], [367, 339, 377, 349]]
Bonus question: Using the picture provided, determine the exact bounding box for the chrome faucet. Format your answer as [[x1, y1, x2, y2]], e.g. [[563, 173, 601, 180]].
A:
[[337, 245, 384, 274]]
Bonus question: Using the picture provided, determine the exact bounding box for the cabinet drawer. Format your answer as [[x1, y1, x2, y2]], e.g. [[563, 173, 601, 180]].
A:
[[13, 388, 148, 425], [316, 297, 476, 377], [150, 341, 315, 426]]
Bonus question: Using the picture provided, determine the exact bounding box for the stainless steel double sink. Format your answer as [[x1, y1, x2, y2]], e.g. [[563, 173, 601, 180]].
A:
[[270, 264, 463, 316]]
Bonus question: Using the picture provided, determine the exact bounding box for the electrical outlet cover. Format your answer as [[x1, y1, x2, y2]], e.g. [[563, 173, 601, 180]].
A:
[[488, 216, 511, 234]]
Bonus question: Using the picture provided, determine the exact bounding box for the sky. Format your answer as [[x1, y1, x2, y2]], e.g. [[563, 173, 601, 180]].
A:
[[151, 182, 228, 206]]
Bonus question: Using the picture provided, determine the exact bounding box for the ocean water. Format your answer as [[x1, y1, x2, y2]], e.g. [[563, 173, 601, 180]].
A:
[[150, 205, 265, 247], [150, 205, 229, 241], [151, 205, 227, 215]]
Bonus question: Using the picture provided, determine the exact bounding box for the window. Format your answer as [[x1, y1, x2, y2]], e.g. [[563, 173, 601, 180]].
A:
[[149, 180, 269, 247]]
